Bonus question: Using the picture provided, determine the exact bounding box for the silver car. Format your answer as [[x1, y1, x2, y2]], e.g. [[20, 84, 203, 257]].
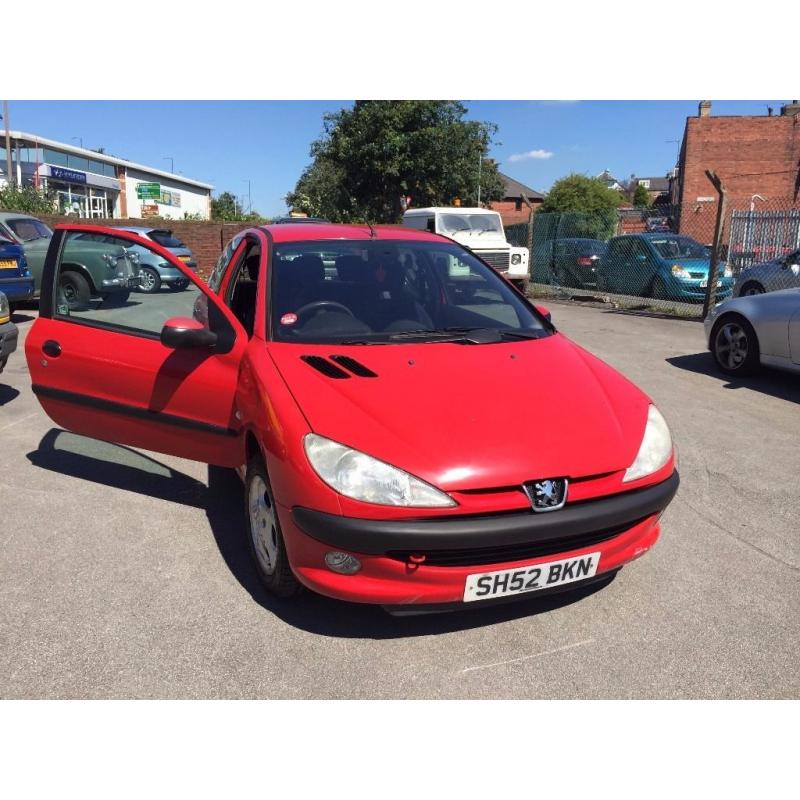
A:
[[704, 288, 800, 375], [116, 227, 197, 294], [733, 248, 800, 296]]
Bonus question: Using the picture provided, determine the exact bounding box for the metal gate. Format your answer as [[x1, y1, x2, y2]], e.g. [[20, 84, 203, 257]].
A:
[[728, 209, 800, 274]]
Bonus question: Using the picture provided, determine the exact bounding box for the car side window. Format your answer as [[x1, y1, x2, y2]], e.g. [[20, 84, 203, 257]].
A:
[[53, 230, 207, 339], [224, 239, 261, 339], [208, 235, 242, 294]]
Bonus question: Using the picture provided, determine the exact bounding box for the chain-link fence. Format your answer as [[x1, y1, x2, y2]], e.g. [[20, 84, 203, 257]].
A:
[[505, 200, 800, 318]]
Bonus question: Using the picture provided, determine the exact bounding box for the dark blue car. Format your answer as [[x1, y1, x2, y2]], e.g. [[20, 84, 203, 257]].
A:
[[599, 233, 733, 302], [0, 236, 35, 307]]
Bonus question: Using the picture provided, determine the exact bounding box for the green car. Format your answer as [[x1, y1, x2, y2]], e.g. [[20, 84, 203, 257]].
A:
[[0, 212, 139, 310]]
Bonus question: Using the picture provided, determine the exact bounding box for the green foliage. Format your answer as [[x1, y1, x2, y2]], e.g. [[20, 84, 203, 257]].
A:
[[541, 174, 624, 215], [632, 182, 651, 207], [286, 101, 504, 223], [0, 184, 57, 214], [210, 191, 265, 222]]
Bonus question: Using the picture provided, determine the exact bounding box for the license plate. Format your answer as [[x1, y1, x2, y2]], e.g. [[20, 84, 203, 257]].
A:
[[0, 259, 18, 270], [178, 255, 190, 262], [699, 280, 722, 288], [463, 552, 601, 602]]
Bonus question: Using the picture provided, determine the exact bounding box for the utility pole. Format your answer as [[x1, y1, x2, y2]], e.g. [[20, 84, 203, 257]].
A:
[[702, 170, 728, 320], [163, 156, 174, 173], [3, 100, 13, 187]]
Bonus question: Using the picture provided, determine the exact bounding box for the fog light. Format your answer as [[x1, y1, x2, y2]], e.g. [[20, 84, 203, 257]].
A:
[[324, 551, 361, 575]]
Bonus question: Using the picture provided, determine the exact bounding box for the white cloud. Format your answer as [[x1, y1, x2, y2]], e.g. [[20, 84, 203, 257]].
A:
[[508, 149, 554, 162]]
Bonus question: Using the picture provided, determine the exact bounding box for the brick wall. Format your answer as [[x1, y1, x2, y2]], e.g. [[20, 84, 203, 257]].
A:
[[677, 114, 800, 242], [488, 199, 544, 227], [36, 215, 255, 280]]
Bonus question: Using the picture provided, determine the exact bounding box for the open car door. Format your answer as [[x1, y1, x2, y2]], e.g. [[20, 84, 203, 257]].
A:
[[25, 224, 248, 467]]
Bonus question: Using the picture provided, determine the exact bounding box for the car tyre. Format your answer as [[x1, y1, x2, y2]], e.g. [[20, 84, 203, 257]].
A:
[[650, 276, 671, 301], [59, 270, 91, 312], [167, 279, 189, 291], [711, 313, 760, 375], [739, 281, 765, 297], [245, 454, 302, 598], [138, 267, 162, 294]]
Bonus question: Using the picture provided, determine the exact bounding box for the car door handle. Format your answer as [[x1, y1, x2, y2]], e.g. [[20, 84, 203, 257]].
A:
[[43, 340, 62, 358]]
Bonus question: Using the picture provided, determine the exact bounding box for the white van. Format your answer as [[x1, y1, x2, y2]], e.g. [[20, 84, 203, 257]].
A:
[[402, 207, 530, 290]]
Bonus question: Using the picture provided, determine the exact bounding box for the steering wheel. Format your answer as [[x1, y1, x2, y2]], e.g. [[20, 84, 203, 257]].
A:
[[294, 300, 355, 320]]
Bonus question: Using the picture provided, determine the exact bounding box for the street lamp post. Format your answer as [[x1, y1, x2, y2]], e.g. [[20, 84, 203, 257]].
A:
[[163, 157, 174, 173], [243, 179, 252, 214], [71, 136, 83, 149]]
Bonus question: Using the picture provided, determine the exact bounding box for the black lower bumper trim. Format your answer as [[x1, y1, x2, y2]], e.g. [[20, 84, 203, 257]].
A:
[[292, 471, 679, 555]]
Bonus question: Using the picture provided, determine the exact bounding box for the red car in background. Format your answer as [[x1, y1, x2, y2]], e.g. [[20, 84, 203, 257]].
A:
[[26, 222, 678, 612]]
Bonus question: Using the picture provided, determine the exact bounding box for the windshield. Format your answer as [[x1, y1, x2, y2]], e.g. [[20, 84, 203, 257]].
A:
[[271, 240, 550, 344], [6, 218, 53, 242], [650, 236, 707, 259], [149, 230, 186, 248], [438, 214, 503, 235]]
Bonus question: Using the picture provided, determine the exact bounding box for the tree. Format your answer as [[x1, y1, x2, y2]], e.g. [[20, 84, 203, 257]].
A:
[[210, 191, 265, 222], [286, 101, 504, 223], [211, 191, 244, 221], [541, 174, 625, 214], [632, 182, 651, 207], [0, 184, 57, 215], [539, 174, 623, 241]]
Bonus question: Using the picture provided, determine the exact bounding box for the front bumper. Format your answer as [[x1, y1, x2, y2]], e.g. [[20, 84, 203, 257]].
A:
[[283, 471, 679, 606], [0, 320, 19, 371]]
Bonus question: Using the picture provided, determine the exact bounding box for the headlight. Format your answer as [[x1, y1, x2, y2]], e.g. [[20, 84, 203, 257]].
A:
[[304, 434, 456, 507], [671, 264, 690, 278], [623, 405, 673, 483], [511, 253, 522, 265], [723, 265, 733, 278]]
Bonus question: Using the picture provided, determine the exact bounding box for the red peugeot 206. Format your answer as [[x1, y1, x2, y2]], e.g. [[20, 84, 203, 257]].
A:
[[26, 223, 678, 612]]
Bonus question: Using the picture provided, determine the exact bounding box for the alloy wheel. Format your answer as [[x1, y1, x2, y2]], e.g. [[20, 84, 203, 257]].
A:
[[248, 475, 278, 575], [715, 322, 749, 370], [140, 268, 158, 292]]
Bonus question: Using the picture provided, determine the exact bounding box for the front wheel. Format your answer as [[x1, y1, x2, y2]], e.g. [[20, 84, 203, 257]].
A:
[[138, 266, 162, 294], [59, 271, 91, 312], [245, 455, 302, 598], [739, 281, 765, 297], [711, 314, 760, 375], [650, 276, 671, 300]]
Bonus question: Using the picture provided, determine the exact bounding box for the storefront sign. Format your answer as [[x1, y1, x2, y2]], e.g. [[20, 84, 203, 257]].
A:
[[136, 182, 161, 199], [51, 166, 87, 184]]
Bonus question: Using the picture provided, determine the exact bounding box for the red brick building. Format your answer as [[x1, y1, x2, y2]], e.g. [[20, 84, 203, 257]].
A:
[[671, 100, 800, 242], [489, 172, 544, 225]]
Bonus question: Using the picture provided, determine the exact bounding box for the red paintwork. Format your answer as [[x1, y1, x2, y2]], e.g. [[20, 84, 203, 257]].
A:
[[26, 222, 676, 607]]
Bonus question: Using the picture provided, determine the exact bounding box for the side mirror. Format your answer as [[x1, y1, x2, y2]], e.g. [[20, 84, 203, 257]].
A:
[[535, 304, 551, 322], [161, 316, 217, 349]]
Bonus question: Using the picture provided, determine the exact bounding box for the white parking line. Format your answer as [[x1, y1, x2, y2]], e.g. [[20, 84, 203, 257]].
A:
[[461, 638, 595, 674]]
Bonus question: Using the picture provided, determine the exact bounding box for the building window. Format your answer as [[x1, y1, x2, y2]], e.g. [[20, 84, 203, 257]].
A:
[[515, 199, 522, 211], [43, 148, 69, 167]]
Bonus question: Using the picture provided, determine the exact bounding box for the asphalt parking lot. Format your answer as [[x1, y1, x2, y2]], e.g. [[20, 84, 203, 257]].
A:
[[1, 301, 798, 699]]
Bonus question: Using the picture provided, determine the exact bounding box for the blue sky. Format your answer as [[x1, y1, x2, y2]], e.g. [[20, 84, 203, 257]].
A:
[[5, 100, 787, 216]]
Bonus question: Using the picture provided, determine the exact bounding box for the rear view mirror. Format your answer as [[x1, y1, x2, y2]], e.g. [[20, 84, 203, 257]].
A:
[[161, 316, 217, 349]]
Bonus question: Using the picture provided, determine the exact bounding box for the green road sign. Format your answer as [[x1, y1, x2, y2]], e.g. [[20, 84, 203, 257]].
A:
[[136, 182, 161, 199]]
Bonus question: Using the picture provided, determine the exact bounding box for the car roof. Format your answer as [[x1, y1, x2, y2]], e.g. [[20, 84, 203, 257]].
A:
[[0, 210, 41, 221], [116, 226, 157, 233], [258, 222, 445, 244], [404, 207, 499, 215]]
